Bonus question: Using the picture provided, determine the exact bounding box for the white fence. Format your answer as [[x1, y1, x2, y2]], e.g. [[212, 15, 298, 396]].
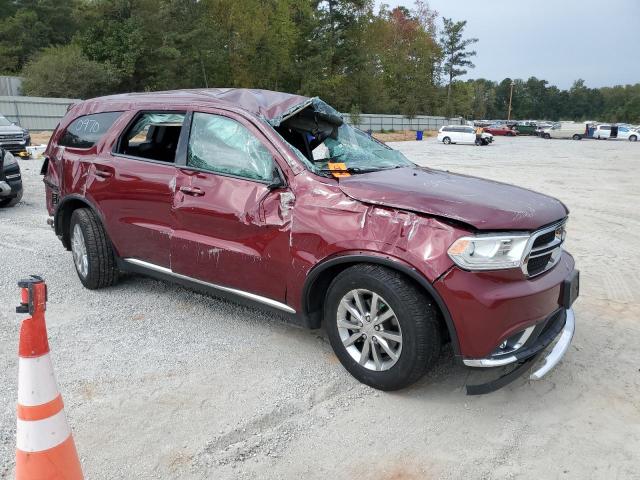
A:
[[0, 94, 465, 133], [0, 96, 78, 131], [343, 113, 465, 132]]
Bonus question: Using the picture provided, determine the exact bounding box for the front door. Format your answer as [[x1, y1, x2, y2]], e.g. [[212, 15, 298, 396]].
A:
[[171, 111, 293, 304]]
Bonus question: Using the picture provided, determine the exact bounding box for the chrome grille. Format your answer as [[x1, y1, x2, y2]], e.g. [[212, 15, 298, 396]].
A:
[[523, 220, 566, 277], [0, 133, 25, 143]]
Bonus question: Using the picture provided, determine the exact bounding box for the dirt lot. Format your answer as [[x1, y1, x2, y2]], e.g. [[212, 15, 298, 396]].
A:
[[1, 136, 639, 479]]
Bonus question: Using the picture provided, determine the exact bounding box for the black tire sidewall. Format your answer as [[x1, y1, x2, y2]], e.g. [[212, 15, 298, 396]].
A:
[[69, 208, 118, 289], [70, 210, 93, 287], [324, 266, 438, 390], [443, 137, 451, 144]]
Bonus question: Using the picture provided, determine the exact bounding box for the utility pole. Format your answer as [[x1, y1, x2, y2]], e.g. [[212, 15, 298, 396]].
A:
[[507, 80, 515, 120]]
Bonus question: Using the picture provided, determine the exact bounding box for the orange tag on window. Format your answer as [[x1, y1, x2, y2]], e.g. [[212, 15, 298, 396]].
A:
[[328, 162, 351, 178]]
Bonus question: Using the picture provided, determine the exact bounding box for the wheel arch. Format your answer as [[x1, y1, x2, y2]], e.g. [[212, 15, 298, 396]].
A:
[[54, 195, 109, 251], [301, 253, 461, 356]]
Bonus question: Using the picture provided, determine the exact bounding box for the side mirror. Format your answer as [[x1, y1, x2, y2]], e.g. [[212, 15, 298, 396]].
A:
[[268, 167, 285, 190]]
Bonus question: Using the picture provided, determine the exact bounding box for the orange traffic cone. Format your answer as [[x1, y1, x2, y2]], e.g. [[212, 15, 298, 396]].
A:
[[15, 276, 83, 480]]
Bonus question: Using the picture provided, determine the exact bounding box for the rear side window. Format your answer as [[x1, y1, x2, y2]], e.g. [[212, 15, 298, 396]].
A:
[[59, 112, 123, 148], [116, 112, 186, 163]]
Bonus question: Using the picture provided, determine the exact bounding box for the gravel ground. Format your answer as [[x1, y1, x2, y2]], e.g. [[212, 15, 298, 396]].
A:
[[1, 136, 639, 479]]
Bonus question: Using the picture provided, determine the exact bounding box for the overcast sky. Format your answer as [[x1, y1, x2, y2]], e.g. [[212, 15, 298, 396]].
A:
[[379, 0, 640, 89]]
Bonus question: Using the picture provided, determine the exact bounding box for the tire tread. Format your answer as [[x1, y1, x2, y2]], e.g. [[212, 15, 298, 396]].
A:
[[70, 208, 119, 289]]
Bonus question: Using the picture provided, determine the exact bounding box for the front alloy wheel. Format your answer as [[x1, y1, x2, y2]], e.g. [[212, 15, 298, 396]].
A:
[[337, 289, 403, 371], [325, 264, 442, 391]]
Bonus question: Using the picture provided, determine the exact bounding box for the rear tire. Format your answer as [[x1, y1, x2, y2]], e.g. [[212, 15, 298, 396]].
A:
[[630, 135, 637, 142], [0, 189, 22, 208], [69, 208, 119, 289], [572, 134, 582, 140], [324, 264, 442, 391], [543, 133, 551, 139]]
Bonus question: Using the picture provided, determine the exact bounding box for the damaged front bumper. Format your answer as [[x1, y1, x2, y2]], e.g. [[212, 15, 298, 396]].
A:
[[464, 307, 575, 395]]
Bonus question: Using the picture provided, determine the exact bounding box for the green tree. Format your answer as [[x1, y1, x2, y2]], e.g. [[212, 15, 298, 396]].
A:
[[0, 0, 79, 73], [439, 17, 477, 116], [21, 44, 120, 98]]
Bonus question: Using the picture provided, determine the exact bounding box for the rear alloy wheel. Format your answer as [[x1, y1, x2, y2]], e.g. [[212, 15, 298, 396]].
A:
[[443, 136, 451, 144], [572, 134, 582, 140], [70, 208, 119, 289], [630, 135, 637, 142], [325, 264, 441, 391]]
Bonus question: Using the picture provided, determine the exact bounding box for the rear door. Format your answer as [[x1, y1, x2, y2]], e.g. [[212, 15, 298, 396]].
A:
[[86, 111, 186, 268], [170, 110, 293, 303]]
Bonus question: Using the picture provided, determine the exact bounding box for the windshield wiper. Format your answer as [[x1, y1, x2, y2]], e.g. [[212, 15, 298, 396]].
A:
[[319, 166, 384, 175]]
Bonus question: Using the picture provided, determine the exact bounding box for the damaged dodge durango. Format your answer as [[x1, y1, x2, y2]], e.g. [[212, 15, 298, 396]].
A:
[[42, 89, 579, 393]]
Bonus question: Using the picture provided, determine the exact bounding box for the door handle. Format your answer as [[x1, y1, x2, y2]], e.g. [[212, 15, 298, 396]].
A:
[[94, 169, 113, 178], [179, 186, 205, 196]]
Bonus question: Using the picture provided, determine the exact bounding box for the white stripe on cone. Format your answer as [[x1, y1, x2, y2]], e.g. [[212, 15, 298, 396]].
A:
[[18, 354, 59, 406], [17, 410, 71, 452]]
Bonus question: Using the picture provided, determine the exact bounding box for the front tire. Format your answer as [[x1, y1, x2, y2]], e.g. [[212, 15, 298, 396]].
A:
[[572, 134, 582, 140], [324, 264, 442, 391], [442, 137, 451, 144], [70, 208, 119, 289], [630, 135, 637, 142]]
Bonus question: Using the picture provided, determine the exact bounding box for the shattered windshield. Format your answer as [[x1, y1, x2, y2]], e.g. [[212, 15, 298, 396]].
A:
[[310, 124, 414, 174], [272, 98, 413, 176]]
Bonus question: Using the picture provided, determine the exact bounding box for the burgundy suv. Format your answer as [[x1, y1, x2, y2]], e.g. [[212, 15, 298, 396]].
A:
[[42, 89, 579, 393]]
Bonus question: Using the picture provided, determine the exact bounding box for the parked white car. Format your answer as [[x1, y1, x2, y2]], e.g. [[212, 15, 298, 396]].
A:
[[541, 122, 588, 140], [438, 125, 491, 145], [592, 125, 638, 142]]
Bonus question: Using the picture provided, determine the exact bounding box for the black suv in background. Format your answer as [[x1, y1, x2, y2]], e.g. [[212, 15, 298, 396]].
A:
[[0, 114, 30, 157], [0, 147, 23, 207]]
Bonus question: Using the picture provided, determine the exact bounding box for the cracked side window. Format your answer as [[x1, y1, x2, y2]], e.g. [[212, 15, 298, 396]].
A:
[[188, 113, 274, 182]]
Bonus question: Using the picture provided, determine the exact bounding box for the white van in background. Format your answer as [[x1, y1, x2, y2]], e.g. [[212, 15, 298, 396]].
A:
[[541, 122, 588, 140], [437, 125, 492, 145], [593, 125, 638, 142]]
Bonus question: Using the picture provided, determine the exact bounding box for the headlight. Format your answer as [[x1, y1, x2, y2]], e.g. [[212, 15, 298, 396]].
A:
[[3, 151, 17, 167], [448, 234, 531, 270]]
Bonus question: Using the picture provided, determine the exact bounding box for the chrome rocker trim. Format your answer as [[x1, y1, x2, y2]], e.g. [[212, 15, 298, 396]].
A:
[[123, 258, 296, 314], [463, 308, 575, 378]]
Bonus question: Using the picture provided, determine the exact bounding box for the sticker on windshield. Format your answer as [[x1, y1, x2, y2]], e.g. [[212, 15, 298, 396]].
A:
[[328, 162, 351, 178]]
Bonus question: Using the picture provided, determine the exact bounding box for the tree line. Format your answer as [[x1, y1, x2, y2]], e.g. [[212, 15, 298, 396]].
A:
[[1, 0, 638, 123]]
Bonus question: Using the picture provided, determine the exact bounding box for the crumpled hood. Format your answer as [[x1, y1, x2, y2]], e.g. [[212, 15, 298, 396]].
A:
[[338, 167, 568, 230]]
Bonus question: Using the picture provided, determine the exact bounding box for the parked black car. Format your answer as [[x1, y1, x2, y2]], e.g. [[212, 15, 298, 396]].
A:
[[0, 114, 30, 157], [0, 147, 23, 207]]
